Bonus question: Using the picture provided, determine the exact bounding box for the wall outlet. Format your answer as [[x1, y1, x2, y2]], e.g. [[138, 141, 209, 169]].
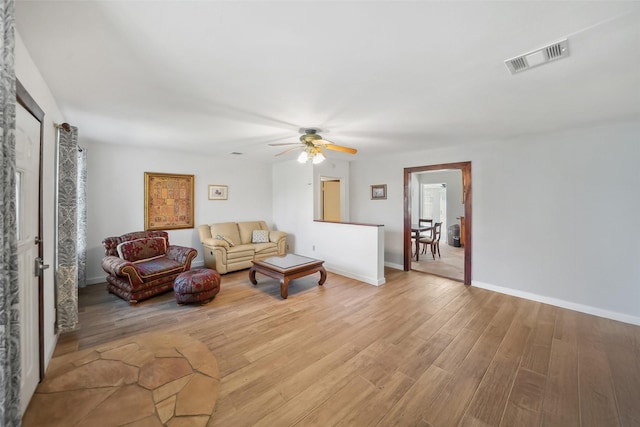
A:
[[312, 245, 315, 251]]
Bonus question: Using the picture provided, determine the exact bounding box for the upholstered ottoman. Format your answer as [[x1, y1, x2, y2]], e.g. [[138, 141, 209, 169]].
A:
[[174, 268, 221, 304]]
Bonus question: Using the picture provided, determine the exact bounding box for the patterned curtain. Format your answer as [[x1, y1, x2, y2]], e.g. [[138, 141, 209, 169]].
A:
[[56, 125, 79, 331], [0, 0, 22, 424], [77, 148, 87, 288]]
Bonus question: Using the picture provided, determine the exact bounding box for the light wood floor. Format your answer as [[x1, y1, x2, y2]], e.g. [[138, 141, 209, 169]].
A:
[[53, 268, 640, 427]]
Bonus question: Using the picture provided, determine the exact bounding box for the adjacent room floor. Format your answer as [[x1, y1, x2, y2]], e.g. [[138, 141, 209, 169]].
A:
[[412, 241, 464, 282]]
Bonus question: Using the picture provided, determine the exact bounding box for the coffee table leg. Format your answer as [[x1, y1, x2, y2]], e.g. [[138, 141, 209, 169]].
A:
[[318, 267, 327, 286], [249, 267, 257, 285], [280, 278, 289, 299]]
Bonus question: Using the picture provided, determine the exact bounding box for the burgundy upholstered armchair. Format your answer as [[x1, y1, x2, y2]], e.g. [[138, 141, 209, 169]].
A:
[[101, 230, 198, 303]]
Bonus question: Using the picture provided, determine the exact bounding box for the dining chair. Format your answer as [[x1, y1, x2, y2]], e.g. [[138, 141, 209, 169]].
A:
[[418, 218, 433, 229], [415, 218, 433, 256], [419, 221, 443, 259]]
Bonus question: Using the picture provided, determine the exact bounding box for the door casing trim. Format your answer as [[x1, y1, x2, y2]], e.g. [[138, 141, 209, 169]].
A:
[[403, 161, 472, 285]]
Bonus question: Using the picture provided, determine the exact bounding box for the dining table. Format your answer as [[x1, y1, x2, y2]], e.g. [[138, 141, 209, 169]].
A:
[[411, 224, 434, 261]]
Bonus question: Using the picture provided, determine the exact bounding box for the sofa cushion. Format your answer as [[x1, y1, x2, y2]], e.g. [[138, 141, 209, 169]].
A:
[[226, 244, 255, 260], [238, 221, 268, 244], [104, 231, 169, 257], [251, 230, 269, 243], [252, 242, 278, 254], [210, 222, 241, 246], [117, 237, 167, 263], [134, 257, 184, 278]]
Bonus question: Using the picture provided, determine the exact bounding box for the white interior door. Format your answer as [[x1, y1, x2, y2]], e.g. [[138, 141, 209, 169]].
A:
[[16, 101, 42, 415]]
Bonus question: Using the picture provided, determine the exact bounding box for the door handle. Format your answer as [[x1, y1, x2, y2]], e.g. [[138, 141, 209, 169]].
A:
[[34, 257, 50, 277]]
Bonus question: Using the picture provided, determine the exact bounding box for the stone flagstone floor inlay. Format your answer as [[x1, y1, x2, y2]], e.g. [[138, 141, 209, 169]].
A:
[[23, 332, 220, 427]]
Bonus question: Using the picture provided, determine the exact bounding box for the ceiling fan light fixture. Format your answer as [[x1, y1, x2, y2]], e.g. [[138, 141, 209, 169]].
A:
[[297, 151, 309, 163], [297, 147, 325, 164], [270, 128, 355, 161], [312, 151, 325, 164]]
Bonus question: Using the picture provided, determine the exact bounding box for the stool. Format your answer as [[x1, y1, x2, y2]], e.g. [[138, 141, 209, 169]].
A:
[[174, 268, 221, 304]]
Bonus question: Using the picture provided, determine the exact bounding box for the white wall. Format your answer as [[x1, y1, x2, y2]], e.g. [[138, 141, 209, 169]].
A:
[[311, 221, 385, 285], [84, 142, 274, 284], [350, 121, 640, 324], [15, 32, 66, 366], [272, 160, 314, 254]]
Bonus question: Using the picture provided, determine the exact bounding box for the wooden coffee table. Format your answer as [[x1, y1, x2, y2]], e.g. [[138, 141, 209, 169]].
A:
[[249, 254, 327, 299]]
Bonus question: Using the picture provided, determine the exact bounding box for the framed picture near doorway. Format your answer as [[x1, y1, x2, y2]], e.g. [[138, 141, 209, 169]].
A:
[[371, 184, 387, 200]]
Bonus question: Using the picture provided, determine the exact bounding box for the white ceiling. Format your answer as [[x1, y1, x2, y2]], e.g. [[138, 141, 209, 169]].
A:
[[15, 1, 640, 163]]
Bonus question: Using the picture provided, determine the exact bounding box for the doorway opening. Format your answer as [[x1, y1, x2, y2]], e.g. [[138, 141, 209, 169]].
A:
[[414, 179, 462, 280], [322, 179, 341, 221], [421, 183, 447, 233], [319, 177, 344, 222], [403, 161, 472, 285]]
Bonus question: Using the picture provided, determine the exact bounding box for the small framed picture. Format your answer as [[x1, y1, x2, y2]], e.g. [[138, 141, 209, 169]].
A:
[[208, 185, 228, 200], [371, 184, 387, 200]]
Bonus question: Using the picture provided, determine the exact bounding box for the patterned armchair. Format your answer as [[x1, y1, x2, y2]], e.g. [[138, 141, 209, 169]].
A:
[[101, 230, 197, 303]]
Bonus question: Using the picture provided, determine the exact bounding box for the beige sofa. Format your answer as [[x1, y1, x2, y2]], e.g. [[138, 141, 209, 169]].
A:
[[198, 221, 287, 274]]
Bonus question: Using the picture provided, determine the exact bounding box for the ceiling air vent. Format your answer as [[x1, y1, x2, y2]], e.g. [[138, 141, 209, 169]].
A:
[[505, 39, 569, 75]]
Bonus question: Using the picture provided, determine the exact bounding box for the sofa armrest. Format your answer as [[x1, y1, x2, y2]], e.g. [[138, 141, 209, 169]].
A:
[[202, 245, 228, 274], [166, 245, 198, 267], [269, 230, 287, 243], [101, 256, 143, 286], [270, 230, 287, 255], [102, 255, 134, 276], [202, 238, 230, 249], [198, 224, 213, 242]]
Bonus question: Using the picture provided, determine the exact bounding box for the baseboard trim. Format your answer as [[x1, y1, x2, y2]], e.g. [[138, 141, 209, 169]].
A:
[[384, 262, 404, 271], [472, 280, 640, 326], [86, 276, 105, 285], [325, 264, 385, 286]]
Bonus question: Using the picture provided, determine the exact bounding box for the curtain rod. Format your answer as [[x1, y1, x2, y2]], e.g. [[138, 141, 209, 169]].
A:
[[53, 122, 72, 131], [53, 122, 82, 151]]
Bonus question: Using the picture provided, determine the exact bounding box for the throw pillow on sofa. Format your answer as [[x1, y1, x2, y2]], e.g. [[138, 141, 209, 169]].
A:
[[216, 235, 235, 247], [252, 230, 269, 243], [117, 237, 167, 263]]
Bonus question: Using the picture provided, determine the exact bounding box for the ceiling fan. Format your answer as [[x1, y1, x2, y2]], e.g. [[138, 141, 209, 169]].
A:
[[269, 128, 357, 164]]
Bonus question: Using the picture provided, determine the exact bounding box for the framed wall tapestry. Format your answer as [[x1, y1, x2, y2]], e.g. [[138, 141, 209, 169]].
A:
[[144, 172, 195, 230]]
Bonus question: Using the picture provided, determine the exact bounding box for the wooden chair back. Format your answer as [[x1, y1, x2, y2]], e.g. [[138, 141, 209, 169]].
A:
[[433, 222, 443, 241], [418, 218, 433, 238]]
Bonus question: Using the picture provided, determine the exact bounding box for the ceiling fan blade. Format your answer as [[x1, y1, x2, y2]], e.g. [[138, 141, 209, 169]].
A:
[[268, 142, 302, 146], [275, 146, 302, 156], [322, 143, 357, 154]]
